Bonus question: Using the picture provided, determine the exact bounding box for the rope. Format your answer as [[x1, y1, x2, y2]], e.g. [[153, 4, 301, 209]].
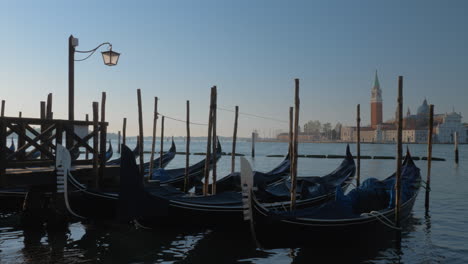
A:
[[133, 219, 153, 230], [362, 211, 401, 230], [159, 113, 208, 126], [217, 106, 288, 123], [156, 106, 288, 128]]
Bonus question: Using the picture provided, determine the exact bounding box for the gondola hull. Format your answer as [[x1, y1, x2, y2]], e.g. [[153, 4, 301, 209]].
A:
[[251, 192, 418, 248]]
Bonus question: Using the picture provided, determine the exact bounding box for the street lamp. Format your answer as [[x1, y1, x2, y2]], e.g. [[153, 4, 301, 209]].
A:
[[68, 35, 120, 148]]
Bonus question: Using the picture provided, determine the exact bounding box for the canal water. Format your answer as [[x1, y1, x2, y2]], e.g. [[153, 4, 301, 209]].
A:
[[1, 140, 467, 263]]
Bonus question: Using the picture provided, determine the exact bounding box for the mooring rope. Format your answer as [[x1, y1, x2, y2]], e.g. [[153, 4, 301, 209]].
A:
[[362, 211, 402, 230]]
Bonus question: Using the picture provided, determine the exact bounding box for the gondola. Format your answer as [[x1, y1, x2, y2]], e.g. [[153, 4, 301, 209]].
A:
[[9, 138, 15, 152], [2, 138, 15, 160], [210, 152, 291, 194], [142, 139, 177, 171], [255, 145, 355, 208], [105, 141, 113, 162], [26, 150, 41, 160], [119, 145, 355, 227], [147, 139, 221, 190], [248, 150, 421, 248], [58, 144, 182, 220], [106, 139, 142, 166]]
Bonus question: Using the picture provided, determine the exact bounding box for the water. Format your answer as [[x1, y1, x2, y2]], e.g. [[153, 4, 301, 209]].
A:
[[1, 140, 467, 263]]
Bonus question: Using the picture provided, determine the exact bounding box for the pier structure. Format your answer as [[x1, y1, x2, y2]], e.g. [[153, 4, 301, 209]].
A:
[[0, 115, 110, 190]]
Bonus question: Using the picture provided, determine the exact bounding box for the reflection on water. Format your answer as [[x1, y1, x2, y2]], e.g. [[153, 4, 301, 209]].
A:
[[0, 211, 431, 263], [1, 142, 467, 263]]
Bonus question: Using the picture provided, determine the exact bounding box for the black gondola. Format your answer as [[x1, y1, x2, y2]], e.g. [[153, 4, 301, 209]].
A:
[[107, 140, 176, 171], [144, 139, 177, 171], [60, 144, 354, 225], [249, 150, 421, 248], [106, 139, 142, 166], [147, 139, 222, 190], [105, 141, 113, 162], [119, 145, 355, 227], [210, 152, 290, 194]]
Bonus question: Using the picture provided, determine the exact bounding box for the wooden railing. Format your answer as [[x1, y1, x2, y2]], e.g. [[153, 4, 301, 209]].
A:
[[0, 117, 108, 186]]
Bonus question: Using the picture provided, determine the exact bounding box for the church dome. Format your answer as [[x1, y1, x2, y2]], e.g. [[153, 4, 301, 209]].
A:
[[417, 99, 429, 115]]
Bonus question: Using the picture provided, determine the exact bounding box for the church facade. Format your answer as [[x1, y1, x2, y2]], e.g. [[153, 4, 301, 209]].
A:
[[341, 72, 467, 143]]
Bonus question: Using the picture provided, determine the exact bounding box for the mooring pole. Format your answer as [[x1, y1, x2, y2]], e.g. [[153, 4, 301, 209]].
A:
[[40, 102, 46, 160], [19, 112, 22, 118], [149, 97, 158, 178], [137, 89, 144, 176], [231, 106, 239, 173], [122, 118, 127, 146], [211, 86, 218, 195], [395, 76, 404, 227], [46, 93, 53, 119], [98, 92, 107, 186], [454, 131, 459, 164], [1, 100, 5, 117], [159, 116, 165, 168], [85, 114, 89, 160], [251, 132, 256, 158], [356, 104, 361, 187], [289, 107, 293, 158], [184, 100, 191, 192], [92, 102, 99, 188], [291, 78, 300, 210], [117, 131, 121, 154], [203, 87, 215, 195], [425, 104, 434, 209]]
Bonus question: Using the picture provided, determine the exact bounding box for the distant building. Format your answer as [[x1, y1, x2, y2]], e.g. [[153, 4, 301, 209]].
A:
[[341, 71, 467, 143]]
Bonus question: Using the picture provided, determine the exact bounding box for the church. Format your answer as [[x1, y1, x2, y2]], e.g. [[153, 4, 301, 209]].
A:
[[341, 72, 467, 143]]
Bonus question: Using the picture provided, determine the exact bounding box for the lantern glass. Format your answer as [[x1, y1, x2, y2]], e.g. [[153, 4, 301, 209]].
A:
[[101, 50, 120, 66]]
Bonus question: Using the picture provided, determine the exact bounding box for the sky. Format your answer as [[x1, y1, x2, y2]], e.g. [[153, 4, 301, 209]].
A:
[[1, 0, 467, 137]]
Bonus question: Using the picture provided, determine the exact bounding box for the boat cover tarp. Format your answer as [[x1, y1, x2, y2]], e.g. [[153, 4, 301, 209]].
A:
[[256, 146, 355, 203]]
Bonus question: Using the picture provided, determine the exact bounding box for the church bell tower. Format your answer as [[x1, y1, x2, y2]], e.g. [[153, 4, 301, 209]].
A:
[[371, 71, 383, 128]]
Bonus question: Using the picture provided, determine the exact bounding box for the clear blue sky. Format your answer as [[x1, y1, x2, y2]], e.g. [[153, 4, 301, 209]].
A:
[[1, 0, 467, 137]]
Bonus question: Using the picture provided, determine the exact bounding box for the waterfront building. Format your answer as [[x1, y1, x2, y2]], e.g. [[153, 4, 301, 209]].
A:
[[341, 72, 467, 143]]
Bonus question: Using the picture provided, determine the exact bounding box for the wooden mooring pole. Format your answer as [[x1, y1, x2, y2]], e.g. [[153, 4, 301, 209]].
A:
[[122, 118, 127, 146], [117, 131, 121, 154], [184, 100, 190, 192], [395, 76, 404, 227], [137, 89, 144, 176], [92, 102, 99, 187], [18, 112, 22, 118], [211, 86, 218, 195], [289, 107, 293, 157], [203, 87, 215, 195], [231, 106, 239, 173], [159, 116, 165, 168], [291, 78, 300, 210], [1, 100, 5, 117], [40, 102, 46, 159], [85, 114, 89, 160], [99, 92, 107, 185], [356, 104, 361, 187], [425, 104, 434, 209], [46, 93, 53, 119], [251, 132, 255, 158], [149, 97, 158, 178], [454, 132, 459, 164]]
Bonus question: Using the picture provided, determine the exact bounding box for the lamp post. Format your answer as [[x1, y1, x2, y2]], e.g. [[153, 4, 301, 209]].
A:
[[67, 35, 120, 149]]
